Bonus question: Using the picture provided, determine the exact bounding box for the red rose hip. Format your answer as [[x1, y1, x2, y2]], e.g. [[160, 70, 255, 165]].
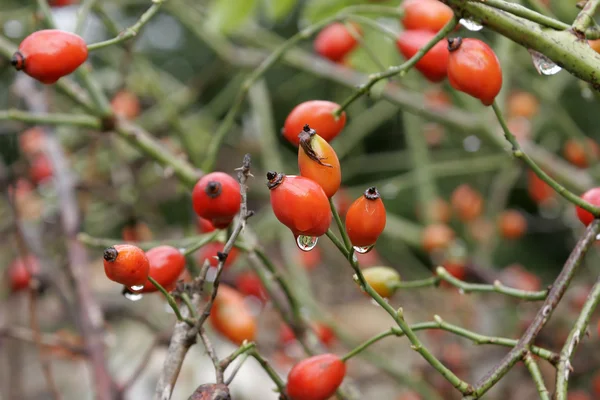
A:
[[345, 187, 386, 250], [447, 37, 503, 106], [283, 101, 346, 146], [401, 0, 454, 33], [192, 172, 241, 229], [134, 246, 186, 293], [210, 285, 257, 344], [314, 23, 360, 63], [396, 30, 449, 83], [286, 353, 346, 400], [576, 187, 600, 226], [103, 244, 149, 288], [267, 172, 332, 241], [12, 29, 88, 84], [7, 255, 40, 292]]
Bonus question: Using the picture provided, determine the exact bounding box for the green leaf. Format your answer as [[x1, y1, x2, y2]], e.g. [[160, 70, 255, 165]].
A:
[[262, 0, 298, 22], [206, 0, 258, 35]]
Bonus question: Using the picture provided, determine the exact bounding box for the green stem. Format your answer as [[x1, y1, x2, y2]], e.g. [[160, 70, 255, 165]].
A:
[[346, 14, 400, 42], [445, 0, 600, 85], [86, 0, 168, 51], [147, 276, 194, 326], [254, 248, 303, 327], [220, 342, 255, 369], [75, 0, 97, 35], [77, 232, 213, 251], [435, 266, 548, 301], [572, 0, 600, 34], [75, 65, 113, 117], [342, 19, 387, 74], [468, 0, 568, 30], [182, 232, 220, 256], [393, 277, 439, 289], [404, 112, 437, 224], [115, 121, 202, 188], [523, 352, 551, 400], [341, 329, 396, 362], [397, 318, 558, 363], [555, 276, 600, 399], [247, 80, 285, 173], [0, 110, 100, 129], [199, 4, 406, 172], [465, 220, 600, 399], [334, 17, 458, 117], [179, 292, 199, 319], [491, 101, 600, 215], [326, 229, 348, 256], [36, 0, 56, 28], [329, 198, 352, 252], [329, 234, 473, 394], [249, 349, 288, 398]]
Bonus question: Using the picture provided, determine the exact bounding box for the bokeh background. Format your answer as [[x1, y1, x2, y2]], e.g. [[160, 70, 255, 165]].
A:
[[1, 0, 600, 399]]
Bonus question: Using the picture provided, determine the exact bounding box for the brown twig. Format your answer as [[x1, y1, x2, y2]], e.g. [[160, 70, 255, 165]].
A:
[[199, 328, 224, 383], [463, 219, 600, 399], [12, 76, 115, 400], [0, 325, 86, 356], [153, 154, 254, 400], [196, 154, 254, 327]]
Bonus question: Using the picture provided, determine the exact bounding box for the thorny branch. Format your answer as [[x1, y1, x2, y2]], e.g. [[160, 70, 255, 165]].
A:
[[463, 220, 600, 399], [153, 154, 254, 400]]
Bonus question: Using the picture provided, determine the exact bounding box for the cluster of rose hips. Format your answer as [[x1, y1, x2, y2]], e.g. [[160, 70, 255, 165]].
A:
[[273, 99, 387, 256], [395, 0, 503, 105], [312, 1, 504, 106]]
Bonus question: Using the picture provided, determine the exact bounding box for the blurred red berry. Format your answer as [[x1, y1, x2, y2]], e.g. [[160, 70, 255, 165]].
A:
[[7, 255, 39, 292]]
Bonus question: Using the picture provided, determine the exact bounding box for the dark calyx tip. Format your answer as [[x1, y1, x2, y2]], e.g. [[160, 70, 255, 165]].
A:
[[216, 251, 227, 262], [447, 37, 463, 52], [364, 186, 380, 200], [266, 171, 284, 190], [266, 171, 278, 180], [11, 51, 24, 70], [103, 246, 118, 262], [205, 181, 222, 198], [300, 124, 316, 138]]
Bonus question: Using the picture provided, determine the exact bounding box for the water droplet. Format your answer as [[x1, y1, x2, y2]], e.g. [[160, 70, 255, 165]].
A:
[[296, 235, 318, 251], [463, 135, 481, 152], [460, 18, 483, 31], [595, 233, 600, 241], [369, 298, 381, 307], [458, 288, 465, 295], [130, 284, 144, 291], [353, 245, 374, 254], [352, 253, 358, 263], [123, 291, 143, 302], [529, 50, 562, 76]]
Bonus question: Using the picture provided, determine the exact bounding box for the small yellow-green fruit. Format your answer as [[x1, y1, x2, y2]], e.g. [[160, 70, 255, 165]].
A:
[[356, 266, 401, 298]]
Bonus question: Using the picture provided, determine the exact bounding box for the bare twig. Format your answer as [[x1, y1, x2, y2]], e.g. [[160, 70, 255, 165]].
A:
[[464, 220, 600, 399], [12, 76, 115, 400], [554, 274, 600, 399], [523, 352, 551, 400], [153, 155, 253, 400]]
